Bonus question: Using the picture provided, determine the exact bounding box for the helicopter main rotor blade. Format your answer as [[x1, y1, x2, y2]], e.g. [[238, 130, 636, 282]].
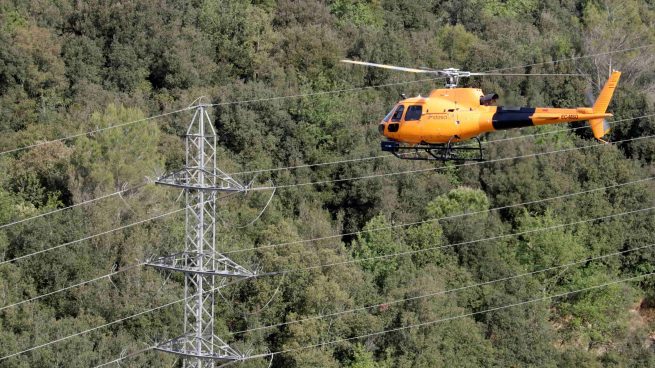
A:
[[468, 72, 587, 77], [340, 59, 438, 74]]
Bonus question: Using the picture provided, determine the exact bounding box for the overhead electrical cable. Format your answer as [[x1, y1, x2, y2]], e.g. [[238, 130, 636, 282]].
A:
[[2, 206, 650, 362], [0, 191, 239, 266], [0, 48, 648, 234], [251, 207, 653, 278], [486, 44, 655, 73], [0, 295, 187, 361], [248, 134, 655, 192], [242, 271, 655, 361], [223, 177, 654, 257], [231, 242, 655, 336], [0, 183, 149, 230], [0, 208, 184, 266], [0, 277, 252, 363], [0, 107, 193, 156], [2, 135, 652, 266], [93, 265, 655, 367], [2, 41, 652, 368], [228, 113, 655, 176], [0, 262, 144, 312], [2, 177, 649, 314], [2, 44, 650, 158], [0, 78, 440, 157], [86, 42, 655, 366], [2, 113, 652, 231], [209, 43, 654, 110], [206, 77, 443, 108], [0, 294, 190, 363]]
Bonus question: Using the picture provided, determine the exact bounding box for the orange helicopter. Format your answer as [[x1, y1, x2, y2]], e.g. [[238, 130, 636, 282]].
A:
[[342, 59, 621, 161]]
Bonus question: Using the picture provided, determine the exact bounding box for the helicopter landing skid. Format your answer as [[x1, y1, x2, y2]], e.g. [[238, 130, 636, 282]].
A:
[[381, 138, 485, 162]]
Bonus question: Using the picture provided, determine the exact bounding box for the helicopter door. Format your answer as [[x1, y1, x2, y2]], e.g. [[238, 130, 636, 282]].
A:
[[444, 108, 461, 139]]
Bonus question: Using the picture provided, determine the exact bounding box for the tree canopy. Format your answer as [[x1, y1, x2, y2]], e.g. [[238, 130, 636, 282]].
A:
[[0, 0, 654, 367]]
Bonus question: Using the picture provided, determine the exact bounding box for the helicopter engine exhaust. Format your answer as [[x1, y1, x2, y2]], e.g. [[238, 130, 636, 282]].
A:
[[480, 93, 499, 106]]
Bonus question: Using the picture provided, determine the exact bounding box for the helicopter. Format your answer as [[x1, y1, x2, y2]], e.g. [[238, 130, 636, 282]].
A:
[[341, 59, 621, 161]]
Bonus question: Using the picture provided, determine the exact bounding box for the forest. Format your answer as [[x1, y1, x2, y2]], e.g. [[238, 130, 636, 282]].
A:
[[0, 0, 654, 367]]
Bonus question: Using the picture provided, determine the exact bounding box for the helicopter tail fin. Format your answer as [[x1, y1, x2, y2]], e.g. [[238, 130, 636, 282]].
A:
[[589, 70, 621, 141]]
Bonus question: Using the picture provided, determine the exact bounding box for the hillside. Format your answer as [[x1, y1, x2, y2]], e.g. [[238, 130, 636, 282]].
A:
[[0, 1, 654, 367]]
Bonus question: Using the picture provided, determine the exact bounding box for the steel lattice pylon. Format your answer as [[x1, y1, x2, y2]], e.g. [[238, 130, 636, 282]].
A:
[[147, 105, 252, 367]]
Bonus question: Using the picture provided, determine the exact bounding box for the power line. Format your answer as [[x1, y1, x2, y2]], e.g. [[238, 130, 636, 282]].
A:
[[0, 193, 243, 269], [0, 262, 143, 312], [0, 294, 185, 363], [9, 112, 649, 236], [0, 108, 192, 156], [229, 113, 655, 176], [3, 112, 652, 232], [250, 134, 654, 192], [3, 44, 650, 159], [0, 178, 242, 233], [0, 276, 252, 363], [94, 262, 655, 367], [0, 208, 184, 266], [207, 77, 443, 108], [0, 77, 440, 158], [3, 178, 650, 320], [223, 176, 654, 257], [230, 153, 395, 176], [3, 205, 649, 362], [3, 135, 652, 266], [3, 43, 652, 367], [1, 53, 650, 232], [1, 111, 651, 365], [3, 177, 648, 318], [245, 271, 655, 360], [231, 242, 655, 336], [208, 43, 655, 110], [0, 183, 149, 230], [259, 207, 653, 278], [487, 44, 655, 73]]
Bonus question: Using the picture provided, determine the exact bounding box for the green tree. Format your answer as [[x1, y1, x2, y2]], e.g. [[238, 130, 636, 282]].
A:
[[70, 104, 163, 196], [354, 214, 406, 289]]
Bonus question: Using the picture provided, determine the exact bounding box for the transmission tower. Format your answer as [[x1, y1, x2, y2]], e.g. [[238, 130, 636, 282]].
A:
[[147, 104, 253, 367]]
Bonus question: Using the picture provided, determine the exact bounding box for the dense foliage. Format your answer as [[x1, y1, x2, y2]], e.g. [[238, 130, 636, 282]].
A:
[[0, 0, 654, 367]]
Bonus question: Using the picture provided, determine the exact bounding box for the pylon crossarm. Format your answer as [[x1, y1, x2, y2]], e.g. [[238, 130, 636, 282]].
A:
[[215, 167, 248, 191], [155, 334, 244, 362], [156, 168, 245, 192], [146, 252, 255, 277]]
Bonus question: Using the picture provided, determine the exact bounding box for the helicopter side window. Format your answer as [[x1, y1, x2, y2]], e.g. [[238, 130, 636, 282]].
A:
[[391, 105, 405, 122], [405, 105, 422, 121]]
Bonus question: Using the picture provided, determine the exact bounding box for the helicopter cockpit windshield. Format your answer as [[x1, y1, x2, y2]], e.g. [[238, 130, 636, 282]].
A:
[[380, 105, 404, 134], [383, 106, 395, 122]]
